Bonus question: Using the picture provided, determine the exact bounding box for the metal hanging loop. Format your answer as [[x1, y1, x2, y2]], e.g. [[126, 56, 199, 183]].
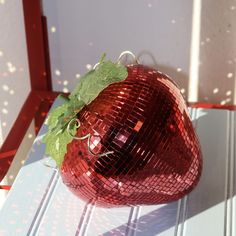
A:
[[117, 51, 139, 64], [67, 118, 114, 157]]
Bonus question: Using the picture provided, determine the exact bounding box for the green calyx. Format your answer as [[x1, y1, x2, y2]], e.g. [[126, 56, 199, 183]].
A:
[[42, 54, 128, 167]]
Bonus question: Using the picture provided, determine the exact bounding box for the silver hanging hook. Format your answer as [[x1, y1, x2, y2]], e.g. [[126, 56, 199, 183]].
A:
[[117, 51, 139, 64], [87, 134, 114, 157], [67, 118, 90, 140], [66, 118, 114, 157]]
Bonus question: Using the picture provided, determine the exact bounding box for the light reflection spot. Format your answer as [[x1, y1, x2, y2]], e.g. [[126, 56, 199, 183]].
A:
[[227, 72, 233, 78], [226, 90, 232, 96], [51, 27, 56, 33], [2, 108, 8, 114], [55, 69, 61, 76], [9, 175, 14, 180], [213, 88, 219, 94], [63, 88, 69, 93], [2, 84, 9, 91], [63, 80, 68, 86], [220, 100, 226, 105], [86, 64, 92, 70]]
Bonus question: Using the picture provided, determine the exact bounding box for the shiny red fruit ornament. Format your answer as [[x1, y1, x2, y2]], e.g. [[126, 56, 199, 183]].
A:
[[61, 63, 202, 207]]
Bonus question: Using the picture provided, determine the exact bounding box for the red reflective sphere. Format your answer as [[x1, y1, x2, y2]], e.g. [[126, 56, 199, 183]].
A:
[[61, 64, 202, 207]]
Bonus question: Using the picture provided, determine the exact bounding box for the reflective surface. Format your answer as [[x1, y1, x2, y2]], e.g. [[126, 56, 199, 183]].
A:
[[61, 65, 202, 207]]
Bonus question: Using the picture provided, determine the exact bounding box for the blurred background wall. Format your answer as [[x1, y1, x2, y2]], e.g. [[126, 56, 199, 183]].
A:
[[42, 0, 236, 106]]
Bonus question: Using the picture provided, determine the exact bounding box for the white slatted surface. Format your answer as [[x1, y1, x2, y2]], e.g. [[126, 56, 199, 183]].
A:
[[0, 98, 235, 236]]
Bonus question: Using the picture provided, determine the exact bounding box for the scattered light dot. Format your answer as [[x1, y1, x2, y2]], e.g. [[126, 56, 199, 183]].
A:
[[86, 64, 92, 70], [57, 80, 62, 85], [9, 175, 14, 180], [54, 69, 61, 76], [9, 89, 15, 95], [228, 60, 233, 64], [180, 88, 185, 94], [227, 72, 233, 78], [9, 67, 16, 73], [19, 67, 24, 72], [213, 88, 219, 94], [206, 37, 211, 42], [226, 98, 231, 103], [171, 19, 176, 24], [0, 0, 5, 4], [148, 3, 152, 7], [3, 101, 8, 106], [230, 5, 235, 10], [6, 62, 16, 73], [75, 73, 80, 78], [0, 50, 3, 56], [200, 41, 205, 46], [21, 160, 25, 165], [220, 100, 226, 105], [2, 108, 8, 114], [177, 68, 182, 72], [88, 42, 93, 46], [63, 88, 69, 93], [2, 122, 6, 127], [2, 84, 9, 91], [28, 134, 33, 139], [51, 27, 56, 33], [204, 96, 209, 101], [226, 30, 231, 34], [63, 80, 68, 86], [226, 90, 232, 96]]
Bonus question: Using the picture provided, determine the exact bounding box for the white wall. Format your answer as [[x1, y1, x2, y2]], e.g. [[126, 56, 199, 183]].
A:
[[0, 0, 31, 144], [43, 0, 236, 105]]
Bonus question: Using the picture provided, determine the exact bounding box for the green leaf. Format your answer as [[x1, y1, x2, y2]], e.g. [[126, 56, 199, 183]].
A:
[[43, 123, 77, 166], [42, 54, 128, 168], [45, 103, 69, 129], [69, 58, 128, 106]]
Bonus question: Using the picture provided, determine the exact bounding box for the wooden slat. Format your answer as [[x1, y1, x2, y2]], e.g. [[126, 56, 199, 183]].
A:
[[184, 109, 230, 236]]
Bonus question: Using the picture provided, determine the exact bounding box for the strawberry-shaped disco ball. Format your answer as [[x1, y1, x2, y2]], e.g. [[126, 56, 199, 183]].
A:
[[60, 63, 202, 207]]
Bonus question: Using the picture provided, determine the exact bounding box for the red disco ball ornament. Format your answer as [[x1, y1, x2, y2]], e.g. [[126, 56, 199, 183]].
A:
[[60, 64, 202, 207]]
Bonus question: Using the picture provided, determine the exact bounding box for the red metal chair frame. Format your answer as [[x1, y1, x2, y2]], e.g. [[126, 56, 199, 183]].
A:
[[0, 0, 60, 187]]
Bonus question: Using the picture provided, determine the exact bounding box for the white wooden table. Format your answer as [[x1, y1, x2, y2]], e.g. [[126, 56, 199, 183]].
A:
[[0, 97, 235, 236]]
